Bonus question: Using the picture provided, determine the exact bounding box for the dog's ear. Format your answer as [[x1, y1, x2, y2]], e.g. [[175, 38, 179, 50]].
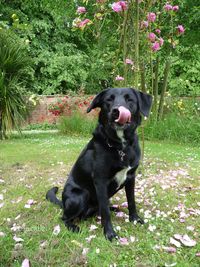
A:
[[132, 89, 152, 117], [87, 89, 108, 113]]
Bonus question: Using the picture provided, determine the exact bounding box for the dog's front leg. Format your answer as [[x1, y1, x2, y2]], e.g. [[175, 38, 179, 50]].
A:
[[125, 175, 144, 224], [94, 180, 117, 241]]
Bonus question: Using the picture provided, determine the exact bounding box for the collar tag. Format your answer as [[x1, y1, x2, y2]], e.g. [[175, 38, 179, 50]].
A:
[[118, 150, 126, 161]]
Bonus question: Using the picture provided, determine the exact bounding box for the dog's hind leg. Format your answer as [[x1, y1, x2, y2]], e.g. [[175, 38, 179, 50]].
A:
[[62, 187, 89, 232]]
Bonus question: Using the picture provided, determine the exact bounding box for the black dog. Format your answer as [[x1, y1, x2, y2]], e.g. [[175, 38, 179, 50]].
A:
[[46, 87, 152, 241]]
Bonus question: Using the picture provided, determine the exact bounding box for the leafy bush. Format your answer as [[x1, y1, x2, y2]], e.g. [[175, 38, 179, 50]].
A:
[[0, 30, 31, 139], [58, 112, 97, 136]]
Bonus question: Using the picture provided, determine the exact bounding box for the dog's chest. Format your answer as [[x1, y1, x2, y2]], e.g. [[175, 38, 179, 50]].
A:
[[114, 166, 131, 187]]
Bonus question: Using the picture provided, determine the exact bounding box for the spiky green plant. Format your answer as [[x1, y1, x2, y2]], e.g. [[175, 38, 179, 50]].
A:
[[0, 30, 30, 139]]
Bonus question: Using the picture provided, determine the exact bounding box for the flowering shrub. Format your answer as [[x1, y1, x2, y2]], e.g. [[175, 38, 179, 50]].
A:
[[48, 95, 94, 117], [71, 1, 186, 120]]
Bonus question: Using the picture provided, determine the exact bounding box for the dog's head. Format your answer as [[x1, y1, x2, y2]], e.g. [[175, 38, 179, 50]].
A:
[[87, 88, 152, 130]]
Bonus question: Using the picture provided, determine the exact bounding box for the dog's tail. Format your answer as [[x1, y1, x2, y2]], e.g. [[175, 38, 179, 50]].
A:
[[46, 187, 63, 209]]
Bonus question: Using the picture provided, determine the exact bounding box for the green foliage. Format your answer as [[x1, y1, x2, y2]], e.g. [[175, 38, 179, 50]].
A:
[[22, 122, 57, 131], [0, 30, 31, 139], [169, 45, 200, 96], [58, 112, 97, 136], [0, 0, 199, 96], [142, 98, 200, 144]]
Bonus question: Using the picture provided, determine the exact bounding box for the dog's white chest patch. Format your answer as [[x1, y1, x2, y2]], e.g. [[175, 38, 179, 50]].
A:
[[115, 167, 131, 187], [116, 129, 125, 143]]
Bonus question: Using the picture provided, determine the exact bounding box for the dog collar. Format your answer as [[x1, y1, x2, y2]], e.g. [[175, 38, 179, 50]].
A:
[[107, 141, 126, 161]]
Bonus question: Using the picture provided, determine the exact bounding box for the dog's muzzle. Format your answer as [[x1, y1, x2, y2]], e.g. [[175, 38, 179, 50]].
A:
[[112, 106, 131, 125]]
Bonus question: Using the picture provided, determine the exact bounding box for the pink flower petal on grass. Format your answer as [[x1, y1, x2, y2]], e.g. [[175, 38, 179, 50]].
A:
[[180, 234, 196, 247], [82, 247, 89, 255], [116, 211, 125, 218], [173, 234, 182, 240], [85, 235, 96, 243], [13, 235, 24, 242], [130, 236, 135, 243], [53, 225, 60, 235], [121, 202, 128, 208], [163, 246, 176, 253], [196, 252, 200, 257], [0, 232, 5, 237], [119, 237, 129, 245], [170, 237, 181, 248], [21, 258, 30, 267], [165, 263, 177, 267], [186, 226, 195, 231], [89, 224, 98, 231]]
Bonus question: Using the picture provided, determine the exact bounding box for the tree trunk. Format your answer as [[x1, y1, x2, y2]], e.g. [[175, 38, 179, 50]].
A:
[[140, 61, 146, 93], [152, 57, 159, 118], [134, 0, 139, 88], [158, 59, 171, 120]]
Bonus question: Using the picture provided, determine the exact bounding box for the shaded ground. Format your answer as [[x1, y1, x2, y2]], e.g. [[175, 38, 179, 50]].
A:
[[0, 133, 200, 267]]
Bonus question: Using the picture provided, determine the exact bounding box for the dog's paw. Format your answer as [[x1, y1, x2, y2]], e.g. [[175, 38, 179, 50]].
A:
[[104, 229, 118, 241], [64, 221, 80, 233], [129, 214, 144, 225]]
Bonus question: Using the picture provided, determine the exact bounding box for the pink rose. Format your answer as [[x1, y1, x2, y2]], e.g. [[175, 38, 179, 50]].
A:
[[147, 12, 156, 22], [148, 32, 156, 42], [155, 29, 161, 34], [115, 75, 124, 81], [119, 1, 128, 10], [112, 2, 122, 12], [151, 42, 160, 52], [177, 25, 185, 34], [141, 20, 149, 28], [78, 19, 92, 28], [164, 3, 173, 11], [159, 37, 164, 46], [125, 58, 133, 65], [112, 1, 127, 12], [77, 7, 86, 14], [173, 5, 179, 11]]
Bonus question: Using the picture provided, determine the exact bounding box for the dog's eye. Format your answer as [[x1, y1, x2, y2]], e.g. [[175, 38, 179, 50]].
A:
[[124, 94, 134, 103], [106, 95, 115, 102]]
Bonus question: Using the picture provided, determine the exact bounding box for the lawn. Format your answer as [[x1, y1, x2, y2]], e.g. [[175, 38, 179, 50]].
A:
[[0, 132, 200, 267]]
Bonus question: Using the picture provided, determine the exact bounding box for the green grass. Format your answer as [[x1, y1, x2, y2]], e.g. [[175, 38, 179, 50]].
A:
[[0, 133, 200, 267]]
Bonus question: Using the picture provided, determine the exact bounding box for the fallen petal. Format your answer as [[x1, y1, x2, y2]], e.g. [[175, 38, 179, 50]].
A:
[[173, 234, 182, 240], [53, 225, 60, 235], [170, 237, 181, 248], [89, 224, 98, 231], [13, 235, 24, 242], [82, 247, 89, 255], [130, 236, 135, 243], [119, 237, 129, 245], [85, 235, 96, 243], [96, 248, 100, 254], [186, 226, 195, 231], [165, 263, 177, 267], [0, 232, 5, 237], [121, 202, 128, 208], [163, 246, 176, 253], [40, 240, 48, 249], [21, 258, 30, 267], [180, 234, 196, 247]]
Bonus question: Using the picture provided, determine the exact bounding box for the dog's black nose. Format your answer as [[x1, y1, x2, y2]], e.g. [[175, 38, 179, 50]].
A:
[[112, 107, 119, 119]]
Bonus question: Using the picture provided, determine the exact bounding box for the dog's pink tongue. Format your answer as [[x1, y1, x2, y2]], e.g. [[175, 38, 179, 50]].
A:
[[115, 106, 131, 125]]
